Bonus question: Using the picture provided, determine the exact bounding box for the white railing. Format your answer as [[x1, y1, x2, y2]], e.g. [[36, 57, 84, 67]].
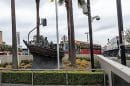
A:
[[97, 55, 130, 86]]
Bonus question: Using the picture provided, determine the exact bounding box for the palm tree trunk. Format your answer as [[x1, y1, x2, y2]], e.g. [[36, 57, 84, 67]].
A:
[[35, 0, 40, 43], [66, 0, 76, 65], [65, 0, 71, 64], [11, 0, 18, 69]]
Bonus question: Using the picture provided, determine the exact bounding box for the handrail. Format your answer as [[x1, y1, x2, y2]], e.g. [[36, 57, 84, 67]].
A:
[[98, 55, 130, 83]]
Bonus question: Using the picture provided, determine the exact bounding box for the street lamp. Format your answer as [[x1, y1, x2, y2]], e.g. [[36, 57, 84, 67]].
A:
[[84, 16, 100, 43], [91, 16, 100, 22], [82, 1, 100, 69], [27, 18, 47, 55]]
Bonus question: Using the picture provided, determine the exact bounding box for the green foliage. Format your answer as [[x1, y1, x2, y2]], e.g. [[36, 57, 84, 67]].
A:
[[33, 72, 66, 85], [0, 63, 12, 68], [1, 70, 104, 85], [78, 0, 86, 7], [20, 60, 32, 64], [76, 57, 91, 61], [2, 71, 32, 84], [67, 72, 104, 85], [94, 60, 101, 69], [50, 0, 86, 8], [0, 44, 12, 51]]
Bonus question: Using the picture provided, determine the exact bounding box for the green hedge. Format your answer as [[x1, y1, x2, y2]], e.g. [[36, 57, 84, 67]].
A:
[[1, 70, 104, 85], [2, 71, 32, 84]]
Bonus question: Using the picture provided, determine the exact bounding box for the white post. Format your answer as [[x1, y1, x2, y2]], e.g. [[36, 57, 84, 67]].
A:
[[16, 32, 19, 66], [55, 0, 60, 69]]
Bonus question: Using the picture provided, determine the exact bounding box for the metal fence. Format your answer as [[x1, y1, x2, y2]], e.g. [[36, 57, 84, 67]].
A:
[[0, 69, 106, 86], [111, 72, 130, 86]]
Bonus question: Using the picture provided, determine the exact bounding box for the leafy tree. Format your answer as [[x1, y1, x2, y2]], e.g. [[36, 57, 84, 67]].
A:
[[0, 44, 12, 51]]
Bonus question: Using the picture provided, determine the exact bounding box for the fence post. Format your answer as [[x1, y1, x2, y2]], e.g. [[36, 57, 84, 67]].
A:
[[104, 71, 106, 86], [0, 72, 2, 86], [32, 71, 34, 86], [65, 71, 68, 85]]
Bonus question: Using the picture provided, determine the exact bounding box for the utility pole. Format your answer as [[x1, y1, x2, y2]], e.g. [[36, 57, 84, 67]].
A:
[[116, 0, 126, 65], [87, 0, 94, 69], [11, 0, 18, 69]]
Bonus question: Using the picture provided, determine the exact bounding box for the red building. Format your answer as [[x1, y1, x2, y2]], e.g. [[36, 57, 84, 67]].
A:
[[62, 40, 102, 55]]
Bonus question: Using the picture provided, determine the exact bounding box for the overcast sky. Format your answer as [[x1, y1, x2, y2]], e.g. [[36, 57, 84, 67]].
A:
[[0, 0, 130, 48]]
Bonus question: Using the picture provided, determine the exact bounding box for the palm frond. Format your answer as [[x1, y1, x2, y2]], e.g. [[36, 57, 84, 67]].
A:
[[58, 0, 65, 5], [78, 0, 86, 8], [50, 0, 64, 5], [49, 0, 54, 2]]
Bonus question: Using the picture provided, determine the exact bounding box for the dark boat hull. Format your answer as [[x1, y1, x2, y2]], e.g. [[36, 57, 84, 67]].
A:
[[23, 40, 64, 69], [23, 40, 64, 59]]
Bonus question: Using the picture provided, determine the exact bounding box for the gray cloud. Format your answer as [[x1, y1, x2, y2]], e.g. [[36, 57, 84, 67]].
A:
[[0, 0, 130, 48]]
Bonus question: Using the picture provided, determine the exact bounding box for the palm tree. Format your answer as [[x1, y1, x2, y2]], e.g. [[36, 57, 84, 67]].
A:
[[11, 0, 18, 69], [35, 0, 40, 43], [51, 0, 86, 66]]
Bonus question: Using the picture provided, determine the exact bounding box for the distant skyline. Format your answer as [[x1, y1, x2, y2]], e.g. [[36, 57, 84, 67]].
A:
[[0, 0, 130, 48]]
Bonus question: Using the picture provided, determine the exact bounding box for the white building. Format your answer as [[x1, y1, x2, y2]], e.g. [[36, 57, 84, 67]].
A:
[[103, 35, 130, 51]]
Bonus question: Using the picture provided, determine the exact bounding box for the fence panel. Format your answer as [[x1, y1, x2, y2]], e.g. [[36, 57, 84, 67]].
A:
[[112, 72, 130, 86]]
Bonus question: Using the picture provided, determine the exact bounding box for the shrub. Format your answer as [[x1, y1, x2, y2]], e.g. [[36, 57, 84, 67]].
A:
[[0, 63, 12, 68], [68, 72, 104, 85], [20, 60, 32, 65], [1, 70, 104, 85], [33, 71, 66, 85], [2, 71, 32, 84], [94, 60, 101, 69]]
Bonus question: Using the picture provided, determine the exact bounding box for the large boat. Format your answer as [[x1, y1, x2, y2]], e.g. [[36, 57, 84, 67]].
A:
[[23, 36, 64, 69], [23, 39, 64, 59]]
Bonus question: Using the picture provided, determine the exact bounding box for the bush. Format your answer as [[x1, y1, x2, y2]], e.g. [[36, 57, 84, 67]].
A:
[[33, 71, 66, 85], [67, 72, 104, 85], [1, 70, 104, 85], [0, 63, 12, 68], [2, 71, 32, 84], [20, 60, 32, 65], [76, 57, 90, 61], [94, 60, 101, 69]]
